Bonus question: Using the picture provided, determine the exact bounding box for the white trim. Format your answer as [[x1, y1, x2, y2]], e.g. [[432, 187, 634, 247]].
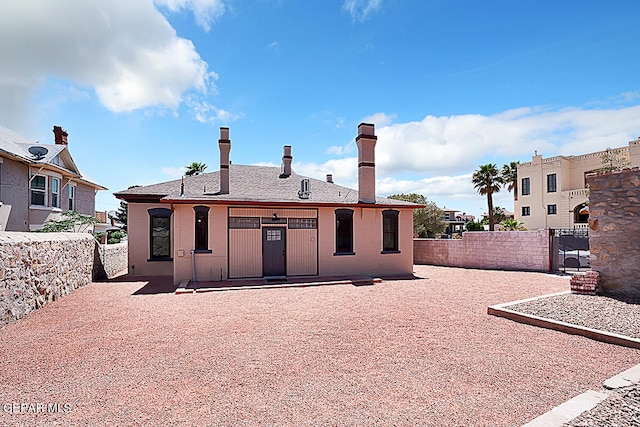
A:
[[68, 183, 76, 210], [51, 177, 60, 208], [29, 167, 62, 179], [29, 206, 62, 212], [30, 174, 47, 206]]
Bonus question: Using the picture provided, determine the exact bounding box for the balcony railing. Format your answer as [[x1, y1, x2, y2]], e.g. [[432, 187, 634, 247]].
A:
[[567, 188, 589, 197]]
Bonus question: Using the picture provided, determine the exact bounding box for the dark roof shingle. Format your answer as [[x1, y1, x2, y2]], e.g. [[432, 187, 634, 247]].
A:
[[115, 164, 418, 207]]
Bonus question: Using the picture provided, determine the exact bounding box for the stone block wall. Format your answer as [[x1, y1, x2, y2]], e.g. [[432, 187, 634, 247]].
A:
[[414, 230, 551, 271], [93, 241, 128, 280], [0, 232, 94, 326], [587, 168, 640, 299]]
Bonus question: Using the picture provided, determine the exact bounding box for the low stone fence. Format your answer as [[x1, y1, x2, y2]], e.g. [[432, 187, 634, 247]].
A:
[[93, 241, 128, 280], [0, 232, 94, 326], [414, 230, 551, 271]]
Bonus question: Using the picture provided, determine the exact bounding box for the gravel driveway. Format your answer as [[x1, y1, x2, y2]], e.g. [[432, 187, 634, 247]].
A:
[[1, 265, 638, 426]]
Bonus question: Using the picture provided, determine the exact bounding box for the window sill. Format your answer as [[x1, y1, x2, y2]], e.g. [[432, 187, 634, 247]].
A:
[[333, 251, 355, 256], [193, 249, 213, 254], [381, 250, 401, 254], [147, 257, 173, 262], [29, 205, 62, 212]]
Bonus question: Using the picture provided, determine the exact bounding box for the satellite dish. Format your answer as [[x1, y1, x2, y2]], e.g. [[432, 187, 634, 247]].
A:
[[28, 145, 49, 160]]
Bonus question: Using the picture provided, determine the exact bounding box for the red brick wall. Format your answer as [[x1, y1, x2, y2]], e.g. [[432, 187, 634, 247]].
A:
[[570, 271, 600, 295], [414, 230, 551, 271]]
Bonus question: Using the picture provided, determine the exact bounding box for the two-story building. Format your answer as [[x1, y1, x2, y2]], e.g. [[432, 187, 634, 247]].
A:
[[515, 138, 640, 230], [0, 125, 107, 231]]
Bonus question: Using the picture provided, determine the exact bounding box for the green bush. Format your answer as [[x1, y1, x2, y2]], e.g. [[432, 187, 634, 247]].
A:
[[465, 220, 484, 231], [107, 231, 126, 244]]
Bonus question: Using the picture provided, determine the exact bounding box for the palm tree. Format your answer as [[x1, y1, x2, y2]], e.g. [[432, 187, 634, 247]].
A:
[[185, 162, 208, 176], [501, 161, 519, 201], [472, 163, 503, 231]]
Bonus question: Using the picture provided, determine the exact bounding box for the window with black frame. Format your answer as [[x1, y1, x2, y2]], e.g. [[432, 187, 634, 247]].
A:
[[547, 174, 557, 193], [148, 208, 172, 260], [335, 209, 354, 255], [194, 206, 211, 252], [521, 177, 530, 195], [382, 210, 399, 252]]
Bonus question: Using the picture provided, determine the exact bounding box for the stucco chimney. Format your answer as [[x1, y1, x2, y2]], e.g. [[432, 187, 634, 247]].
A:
[[326, 174, 333, 183], [219, 127, 230, 194], [280, 145, 292, 178], [356, 123, 377, 203], [53, 126, 68, 145]]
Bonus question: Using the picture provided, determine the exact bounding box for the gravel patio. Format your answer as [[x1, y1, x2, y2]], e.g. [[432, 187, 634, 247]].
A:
[[1, 265, 638, 426]]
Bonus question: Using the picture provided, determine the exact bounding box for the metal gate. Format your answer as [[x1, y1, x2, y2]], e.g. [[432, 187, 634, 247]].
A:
[[550, 228, 590, 272]]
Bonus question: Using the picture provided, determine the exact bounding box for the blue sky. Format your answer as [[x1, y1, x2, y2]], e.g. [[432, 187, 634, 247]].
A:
[[2, 0, 640, 219]]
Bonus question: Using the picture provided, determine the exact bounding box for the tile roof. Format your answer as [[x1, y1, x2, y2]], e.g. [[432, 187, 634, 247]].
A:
[[115, 164, 418, 208]]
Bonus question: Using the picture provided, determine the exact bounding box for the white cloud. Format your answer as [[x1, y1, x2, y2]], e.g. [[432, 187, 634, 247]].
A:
[[374, 105, 640, 177], [362, 112, 396, 127], [293, 102, 640, 217], [187, 98, 244, 124], [326, 142, 355, 156], [154, 0, 226, 32], [0, 0, 222, 128], [162, 166, 186, 178], [343, 0, 383, 22], [293, 158, 359, 187]]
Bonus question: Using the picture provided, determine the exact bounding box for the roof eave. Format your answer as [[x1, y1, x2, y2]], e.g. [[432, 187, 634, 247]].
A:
[[114, 193, 167, 203], [159, 197, 419, 209]]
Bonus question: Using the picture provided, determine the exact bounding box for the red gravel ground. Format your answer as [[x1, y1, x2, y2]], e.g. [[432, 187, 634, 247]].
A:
[[1, 265, 638, 426]]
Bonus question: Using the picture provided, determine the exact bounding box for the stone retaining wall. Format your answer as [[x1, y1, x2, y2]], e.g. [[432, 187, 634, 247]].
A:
[[587, 168, 640, 299], [414, 230, 551, 271], [93, 241, 128, 280], [0, 232, 94, 326]]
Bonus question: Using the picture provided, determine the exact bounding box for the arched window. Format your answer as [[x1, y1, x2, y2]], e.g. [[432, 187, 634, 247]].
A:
[[148, 208, 172, 260], [382, 210, 399, 252], [335, 209, 354, 255], [574, 203, 589, 224], [194, 206, 211, 252]]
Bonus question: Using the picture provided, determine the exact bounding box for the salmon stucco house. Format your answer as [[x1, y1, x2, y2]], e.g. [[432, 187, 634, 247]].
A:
[[115, 123, 419, 284]]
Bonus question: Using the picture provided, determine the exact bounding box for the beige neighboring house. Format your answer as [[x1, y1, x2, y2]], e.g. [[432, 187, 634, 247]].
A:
[[0, 125, 107, 231], [515, 138, 640, 230], [115, 123, 419, 284]]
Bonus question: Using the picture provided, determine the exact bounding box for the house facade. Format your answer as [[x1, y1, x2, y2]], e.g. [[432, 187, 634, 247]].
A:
[[515, 138, 640, 230], [0, 125, 107, 231], [115, 123, 419, 284]]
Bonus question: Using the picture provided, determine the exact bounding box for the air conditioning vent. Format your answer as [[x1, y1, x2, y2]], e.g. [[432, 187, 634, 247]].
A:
[[298, 179, 310, 199]]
